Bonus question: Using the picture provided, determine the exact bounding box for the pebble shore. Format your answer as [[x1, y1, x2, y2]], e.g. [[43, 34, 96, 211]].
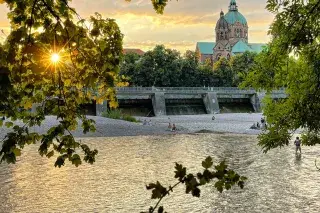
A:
[[0, 113, 263, 139]]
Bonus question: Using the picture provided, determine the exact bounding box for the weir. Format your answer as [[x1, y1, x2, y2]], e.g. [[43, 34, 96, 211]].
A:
[[107, 87, 287, 116], [33, 87, 286, 116]]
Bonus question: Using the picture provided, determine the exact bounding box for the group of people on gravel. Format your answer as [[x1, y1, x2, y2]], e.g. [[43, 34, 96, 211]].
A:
[[142, 119, 152, 126], [250, 117, 267, 130], [142, 119, 177, 132], [167, 123, 177, 132]]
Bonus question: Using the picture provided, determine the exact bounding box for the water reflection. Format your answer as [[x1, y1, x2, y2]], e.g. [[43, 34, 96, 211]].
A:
[[0, 134, 320, 213], [295, 153, 302, 161]]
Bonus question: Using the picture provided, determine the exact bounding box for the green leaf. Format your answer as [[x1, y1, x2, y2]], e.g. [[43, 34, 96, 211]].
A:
[[157, 206, 164, 213], [54, 156, 65, 168], [146, 181, 167, 199], [12, 148, 21, 157], [46, 150, 54, 158], [191, 187, 200, 197], [215, 161, 227, 172], [202, 156, 213, 169], [5, 121, 13, 128], [71, 154, 82, 167], [214, 181, 224, 193], [174, 163, 186, 181]]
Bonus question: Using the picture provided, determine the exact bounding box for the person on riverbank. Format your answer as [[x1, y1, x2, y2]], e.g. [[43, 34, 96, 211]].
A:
[[294, 137, 302, 154], [143, 119, 147, 125], [171, 124, 176, 132], [250, 123, 258, 130], [168, 123, 172, 130]]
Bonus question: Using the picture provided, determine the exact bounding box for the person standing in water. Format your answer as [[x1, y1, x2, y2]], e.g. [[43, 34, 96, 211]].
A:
[[294, 137, 302, 154]]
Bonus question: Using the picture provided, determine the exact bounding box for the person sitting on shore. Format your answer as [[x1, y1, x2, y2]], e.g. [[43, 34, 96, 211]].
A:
[[250, 123, 258, 130], [168, 123, 172, 130], [171, 124, 176, 132], [143, 119, 147, 125]]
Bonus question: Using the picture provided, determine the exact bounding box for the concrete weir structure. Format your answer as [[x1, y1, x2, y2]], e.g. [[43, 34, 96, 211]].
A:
[[101, 87, 287, 117], [32, 87, 286, 116]]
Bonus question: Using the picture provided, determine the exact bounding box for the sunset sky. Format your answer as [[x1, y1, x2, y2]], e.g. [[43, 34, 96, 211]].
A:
[[0, 0, 274, 53]]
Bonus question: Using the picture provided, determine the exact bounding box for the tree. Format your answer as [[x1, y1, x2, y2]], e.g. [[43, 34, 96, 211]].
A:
[[243, 0, 320, 152], [120, 45, 183, 87], [120, 48, 228, 88], [179, 51, 200, 86], [133, 51, 156, 86], [213, 58, 234, 87], [119, 52, 141, 86], [151, 45, 182, 86], [231, 51, 257, 86], [0, 0, 126, 166]]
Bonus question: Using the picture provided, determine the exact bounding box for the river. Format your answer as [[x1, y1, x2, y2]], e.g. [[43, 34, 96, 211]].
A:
[[0, 133, 320, 212]]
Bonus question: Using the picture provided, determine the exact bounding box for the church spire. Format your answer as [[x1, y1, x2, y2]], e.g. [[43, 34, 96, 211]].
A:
[[220, 10, 224, 17], [229, 0, 238, 11]]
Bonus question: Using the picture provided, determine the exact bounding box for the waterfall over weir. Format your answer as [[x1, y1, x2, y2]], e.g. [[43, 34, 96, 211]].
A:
[[165, 99, 207, 115]]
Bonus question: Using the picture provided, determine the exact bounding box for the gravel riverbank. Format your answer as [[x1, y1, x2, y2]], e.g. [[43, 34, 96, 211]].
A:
[[0, 113, 263, 139]]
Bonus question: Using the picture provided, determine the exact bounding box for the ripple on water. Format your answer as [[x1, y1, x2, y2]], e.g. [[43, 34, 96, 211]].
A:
[[0, 134, 320, 213]]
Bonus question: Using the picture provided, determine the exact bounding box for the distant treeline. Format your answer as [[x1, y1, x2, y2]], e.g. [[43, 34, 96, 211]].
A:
[[119, 45, 257, 87]]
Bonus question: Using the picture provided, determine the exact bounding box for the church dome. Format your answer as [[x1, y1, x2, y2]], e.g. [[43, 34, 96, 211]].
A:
[[224, 0, 247, 25]]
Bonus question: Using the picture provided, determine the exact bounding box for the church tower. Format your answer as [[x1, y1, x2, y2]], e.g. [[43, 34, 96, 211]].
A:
[[212, 11, 232, 61]]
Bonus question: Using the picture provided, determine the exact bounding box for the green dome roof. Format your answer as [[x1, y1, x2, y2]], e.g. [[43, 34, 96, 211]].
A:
[[224, 11, 247, 25], [224, 0, 247, 25]]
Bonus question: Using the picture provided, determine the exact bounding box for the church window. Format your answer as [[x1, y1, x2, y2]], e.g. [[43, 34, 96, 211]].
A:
[[236, 29, 240, 38]]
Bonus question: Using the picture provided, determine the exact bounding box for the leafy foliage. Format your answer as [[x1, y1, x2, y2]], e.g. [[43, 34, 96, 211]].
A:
[[102, 109, 122, 120], [231, 51, 257, 86], [102, 109, 138, 122], [0, 0, 123, 166], [143, 156, 247, 213], [243, 0, 320, 152], [120, 46, 255, 87], [213, 57, 233, 87], [122, 114, 138, 122]]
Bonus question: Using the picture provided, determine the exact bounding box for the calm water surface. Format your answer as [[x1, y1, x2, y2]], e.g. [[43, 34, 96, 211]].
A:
[[0, 133, 320, 213]]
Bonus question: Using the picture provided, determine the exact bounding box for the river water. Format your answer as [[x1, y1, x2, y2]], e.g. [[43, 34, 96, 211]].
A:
[[0, 133, 320, 213]]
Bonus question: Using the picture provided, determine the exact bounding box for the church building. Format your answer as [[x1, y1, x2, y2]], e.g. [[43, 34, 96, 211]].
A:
[[196, 0, 265, 63]]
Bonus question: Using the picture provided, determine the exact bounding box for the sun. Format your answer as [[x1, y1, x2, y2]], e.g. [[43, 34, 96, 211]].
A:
[[51, 53, 60, 63]]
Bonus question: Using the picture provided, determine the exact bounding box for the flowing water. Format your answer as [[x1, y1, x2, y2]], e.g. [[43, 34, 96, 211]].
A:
[[1, 133, 320, 213]]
